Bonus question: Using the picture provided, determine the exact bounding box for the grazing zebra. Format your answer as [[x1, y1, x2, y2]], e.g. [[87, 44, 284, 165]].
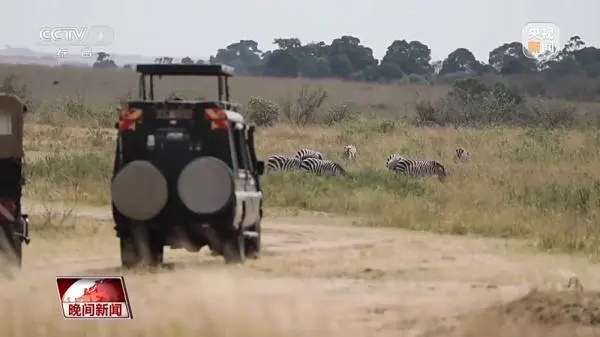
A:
[[300, 158, 346, 176], [343, 145, 358, 160], [295, 148, 324, 161], [388, 158, 447, 182], [385, 153, 405, 169], [267, 155, 302, 172], [455, 147, 469, 162]]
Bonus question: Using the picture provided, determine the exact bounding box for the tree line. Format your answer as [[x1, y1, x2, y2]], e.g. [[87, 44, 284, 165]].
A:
[[94, 35, 600, 101]]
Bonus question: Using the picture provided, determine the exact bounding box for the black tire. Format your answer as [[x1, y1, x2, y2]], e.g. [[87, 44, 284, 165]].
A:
[[0, 225, 22, 278], [222, 230, 245, 264], [119, 223, 164, 269], [244, 223, 261, 259]]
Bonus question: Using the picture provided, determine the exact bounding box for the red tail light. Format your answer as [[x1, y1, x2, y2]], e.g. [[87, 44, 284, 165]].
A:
[[118, 108, 143, 131], [0, 199, 17, 222], [204, 108, 229, 130]]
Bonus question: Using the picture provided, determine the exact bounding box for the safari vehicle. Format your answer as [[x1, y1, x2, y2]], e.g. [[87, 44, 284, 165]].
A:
[[111, 64, 265, 268], [0, 93, 30, 273]]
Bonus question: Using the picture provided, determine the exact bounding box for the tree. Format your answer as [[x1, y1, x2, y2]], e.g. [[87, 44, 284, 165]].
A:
[[379, 40, 433, 80], [265, 39, 333, 78], [296, 42, 332, 78], [273, 38, 302, 50], [154, 57, 173, 64], [209, 40, 263, 75], [181, 56, 194, 64], [488, 42, 537, 74], [439, 48, 485, 76], [93, 52, 117, 68], [327, 36, 377, 79], [560, 35, 586, 59], [542, 36, 600, 77], [573, 46, 600, 77], [263, 50, 298, 77]]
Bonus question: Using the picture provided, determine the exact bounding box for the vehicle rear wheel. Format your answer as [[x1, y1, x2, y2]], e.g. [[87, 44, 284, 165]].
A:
[[222, 230, 245, 264], [244, 223, 261, 259], [119, 223, 164, 269]]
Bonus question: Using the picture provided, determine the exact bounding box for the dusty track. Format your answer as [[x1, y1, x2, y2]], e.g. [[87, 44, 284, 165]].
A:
[[3, 200, 599, 336]]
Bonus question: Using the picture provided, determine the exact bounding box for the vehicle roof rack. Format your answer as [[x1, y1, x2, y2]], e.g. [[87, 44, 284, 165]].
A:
[[135, 64, 234, 77]]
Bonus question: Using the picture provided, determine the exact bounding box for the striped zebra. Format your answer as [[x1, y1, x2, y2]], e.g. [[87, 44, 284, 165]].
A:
[[295, 148, 324, 161], [267, 154, 302, 172], [455, 147, 469, 162], [300, 158, 346, 177], [385, 153, 405, 169], [388, 157, 447, 182], [343, 145, 358, 160]]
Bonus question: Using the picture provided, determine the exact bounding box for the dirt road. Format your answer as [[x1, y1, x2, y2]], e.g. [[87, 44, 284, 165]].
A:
[[2, 200, 599, 336]]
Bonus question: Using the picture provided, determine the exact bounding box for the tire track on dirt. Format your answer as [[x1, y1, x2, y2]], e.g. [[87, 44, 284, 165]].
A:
[[18, 200, 600, 336], [22, 200, 387, 273]]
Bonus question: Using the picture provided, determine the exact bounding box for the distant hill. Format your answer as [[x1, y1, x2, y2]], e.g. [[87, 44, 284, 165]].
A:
[[0, 47, 208, 67]]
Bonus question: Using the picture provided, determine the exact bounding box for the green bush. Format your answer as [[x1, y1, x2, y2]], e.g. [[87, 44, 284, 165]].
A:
[[414, 76, 581, 129], [323, 103, 359, 125], [245, 96, 280, 126]]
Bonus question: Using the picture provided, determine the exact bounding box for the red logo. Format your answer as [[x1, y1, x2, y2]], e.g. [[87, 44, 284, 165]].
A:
[[56, 276, 132, 319]]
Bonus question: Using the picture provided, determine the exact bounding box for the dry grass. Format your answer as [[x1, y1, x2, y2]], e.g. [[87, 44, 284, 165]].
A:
[[5, 213, 600, 337], [428, 289, 600, 337], [0, 269, 343, 337], [5, 64, 600, 336], [22, 122, 600, 256], [0, 63, 449, 122]]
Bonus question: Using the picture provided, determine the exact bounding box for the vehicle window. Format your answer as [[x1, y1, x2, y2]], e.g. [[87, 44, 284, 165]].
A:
[[233, 126, 250, 170], [243, 128, 255, 171], [0, 110, 12, 135], [202, 129, 233, 167]]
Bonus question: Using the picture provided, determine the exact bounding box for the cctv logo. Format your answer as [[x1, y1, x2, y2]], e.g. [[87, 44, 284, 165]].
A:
[[38, 25, 114, 47]]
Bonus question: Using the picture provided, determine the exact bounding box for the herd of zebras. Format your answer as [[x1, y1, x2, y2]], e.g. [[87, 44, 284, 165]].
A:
[[266, 146, 470, 182]]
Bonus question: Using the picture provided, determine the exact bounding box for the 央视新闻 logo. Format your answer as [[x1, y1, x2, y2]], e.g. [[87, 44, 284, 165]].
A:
[[522, 22, 560, 61]]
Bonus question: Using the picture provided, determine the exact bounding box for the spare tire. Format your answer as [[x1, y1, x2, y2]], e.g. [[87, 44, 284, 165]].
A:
[[177, 157, 234, 214], [111, 160, 168, 221]]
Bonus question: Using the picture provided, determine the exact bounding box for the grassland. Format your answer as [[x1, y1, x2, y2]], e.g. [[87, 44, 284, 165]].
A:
[[23, 122, 600, 257], [2, 63, 600, 336]]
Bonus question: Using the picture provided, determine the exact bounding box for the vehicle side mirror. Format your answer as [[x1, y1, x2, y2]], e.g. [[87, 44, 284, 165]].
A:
[[256, 161, 265, 175]]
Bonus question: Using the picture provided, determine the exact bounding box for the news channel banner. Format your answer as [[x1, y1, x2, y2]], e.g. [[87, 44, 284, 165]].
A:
[[56, 276, 133, 320], [38, 25, 114, 59]]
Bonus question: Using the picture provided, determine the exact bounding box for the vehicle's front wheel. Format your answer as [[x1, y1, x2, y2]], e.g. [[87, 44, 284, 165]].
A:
[[119, 223, 164, 269], [0, 225, 22, 278]]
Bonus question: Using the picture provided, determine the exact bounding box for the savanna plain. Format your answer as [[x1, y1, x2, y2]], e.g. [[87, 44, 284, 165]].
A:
[[0, 64, 599, 336]]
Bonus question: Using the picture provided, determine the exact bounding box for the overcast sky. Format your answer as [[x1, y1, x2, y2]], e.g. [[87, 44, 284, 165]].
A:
[[3, 0, 598, 62]]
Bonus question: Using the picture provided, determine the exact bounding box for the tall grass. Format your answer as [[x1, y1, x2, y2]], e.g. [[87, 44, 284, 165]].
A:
[[21, 122, 600, 256]]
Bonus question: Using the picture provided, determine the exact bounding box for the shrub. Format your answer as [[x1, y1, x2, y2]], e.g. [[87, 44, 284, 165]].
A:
[[0, 74, 32, 106], [280, 86, 328, 126], [323, 103, 359, 126], [413, 76, 581, 129], [245, 96, 280, 126]]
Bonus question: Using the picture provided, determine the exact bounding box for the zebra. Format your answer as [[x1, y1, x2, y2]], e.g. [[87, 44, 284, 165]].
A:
[[266, 155, 302, 172], [343, 145, 357, 160], [386, 153, 405, 169], [388, 158, 447, 182], [455, 147, 469, 162], [300, 158, 346, 177], [295, 148, 324, 161]]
